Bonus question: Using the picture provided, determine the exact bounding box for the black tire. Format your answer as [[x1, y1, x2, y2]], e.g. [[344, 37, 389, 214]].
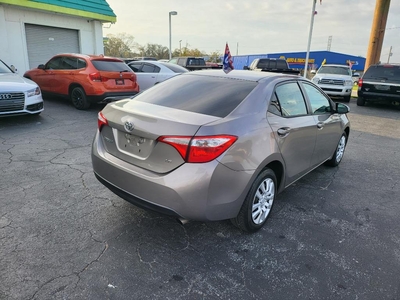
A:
[[231, 169, 277, 232], [343, 95, 351, 102], [357, 97, 365, 106], [325, 132, 347, 167], [70, 87, 90, 110]]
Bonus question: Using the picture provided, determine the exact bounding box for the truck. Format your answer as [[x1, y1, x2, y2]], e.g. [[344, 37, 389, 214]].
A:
[[169, 57, 213, 71], [311, 64, 353, 102], [243, 58, 300, 75]]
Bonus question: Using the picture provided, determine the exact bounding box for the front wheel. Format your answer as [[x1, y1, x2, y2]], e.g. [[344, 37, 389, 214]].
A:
[[231, 169, 277, 232], [343, 95, 351, 102], [325, 132, 347, 167], [70, 87, 90, 110]]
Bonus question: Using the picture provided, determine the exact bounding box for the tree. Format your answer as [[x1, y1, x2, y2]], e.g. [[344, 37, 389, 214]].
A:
[[208, 51, 222, 63], [103, 33, 137, 58], [137, 43, 169, 59]]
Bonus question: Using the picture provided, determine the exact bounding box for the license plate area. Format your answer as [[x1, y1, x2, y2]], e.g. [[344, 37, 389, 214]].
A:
[[375, 84, 390, 91], [116, 79, 125, 85], [116, 131, 154, 158]]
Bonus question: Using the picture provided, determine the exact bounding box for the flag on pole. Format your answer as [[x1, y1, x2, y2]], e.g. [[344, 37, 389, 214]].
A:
[[347, 60, 353, 69], [321, 58, 326, 65], [223, 43, 234, 74]]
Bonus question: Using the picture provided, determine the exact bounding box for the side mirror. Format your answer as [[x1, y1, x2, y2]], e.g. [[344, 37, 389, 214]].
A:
[[38, 64, 45, 70], [335, 103, 350, 114]]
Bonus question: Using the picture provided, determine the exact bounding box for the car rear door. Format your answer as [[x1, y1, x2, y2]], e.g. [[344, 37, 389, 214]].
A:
[[138, 63, 161, 90], [267, 81, 317, 185]]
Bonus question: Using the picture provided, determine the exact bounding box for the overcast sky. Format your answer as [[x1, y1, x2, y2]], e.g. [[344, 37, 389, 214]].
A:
[[104, 0, 400, 63]]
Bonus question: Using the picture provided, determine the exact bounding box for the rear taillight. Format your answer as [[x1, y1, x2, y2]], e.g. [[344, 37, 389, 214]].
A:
[[158, 135, 237, 163], [98, 111, 108, 130], [358, 78, 363, 88], [89, 72, 108, 82]]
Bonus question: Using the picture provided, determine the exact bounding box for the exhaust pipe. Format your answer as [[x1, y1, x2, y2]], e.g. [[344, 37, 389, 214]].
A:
[[177, 218, 190, 225]]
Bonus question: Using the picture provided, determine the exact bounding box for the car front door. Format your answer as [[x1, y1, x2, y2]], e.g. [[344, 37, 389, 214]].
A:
[[34, 57, 62, 93], [267, 81, 317, 186], [300, 82, 343, 167]]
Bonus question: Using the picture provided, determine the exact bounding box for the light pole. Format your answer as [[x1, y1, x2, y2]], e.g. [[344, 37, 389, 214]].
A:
[[179, 40, 182, 55], [304, 0, 317, 78], [169, 11, 177, 60]]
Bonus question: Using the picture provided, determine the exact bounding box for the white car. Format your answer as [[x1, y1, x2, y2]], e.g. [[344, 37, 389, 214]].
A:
[[312, 64, 353, 102], [127, 61, 188, 91], [0, 59, 44, 116]]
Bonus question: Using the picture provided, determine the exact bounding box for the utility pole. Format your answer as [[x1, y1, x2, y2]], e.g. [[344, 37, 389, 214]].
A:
[[365, 0, 391, 71], [387, 46, 393, 63], [327, 36, 332, 51]]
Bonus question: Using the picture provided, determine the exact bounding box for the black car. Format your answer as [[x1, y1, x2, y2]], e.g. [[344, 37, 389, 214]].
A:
[[357, 63, 400, 106]]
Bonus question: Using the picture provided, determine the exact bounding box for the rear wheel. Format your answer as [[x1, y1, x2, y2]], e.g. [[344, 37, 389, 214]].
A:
[[70, 87, 90, 110], [325, 132, 347, 167], [231, 169, 277, 232], [357, 97, 365, 106]]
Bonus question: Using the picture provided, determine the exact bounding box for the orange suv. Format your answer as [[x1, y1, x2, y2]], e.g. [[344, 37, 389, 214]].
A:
[[24, 54, 139, 110]]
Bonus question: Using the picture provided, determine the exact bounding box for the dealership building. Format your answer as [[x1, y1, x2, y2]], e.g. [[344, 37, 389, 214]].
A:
[[0, 0, 115, 74], [232, 50, 366, 72]]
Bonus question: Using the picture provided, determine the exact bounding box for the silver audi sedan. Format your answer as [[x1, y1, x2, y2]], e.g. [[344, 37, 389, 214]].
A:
[[92, 70, 350, 232]]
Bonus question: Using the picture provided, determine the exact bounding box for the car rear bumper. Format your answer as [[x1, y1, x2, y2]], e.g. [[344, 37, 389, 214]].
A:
[[91, 131, 253, 221], [87, 91, 139, 103], [358, 90, 400, 102]]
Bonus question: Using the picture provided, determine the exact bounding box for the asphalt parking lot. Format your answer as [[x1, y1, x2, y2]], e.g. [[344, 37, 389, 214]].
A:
[[1, 97, 399, 300]]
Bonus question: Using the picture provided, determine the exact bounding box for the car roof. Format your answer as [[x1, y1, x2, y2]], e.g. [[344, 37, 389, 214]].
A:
[[321, 64, 350, 68], [51, 53, 123, 62], [184, 69, 301, 82]]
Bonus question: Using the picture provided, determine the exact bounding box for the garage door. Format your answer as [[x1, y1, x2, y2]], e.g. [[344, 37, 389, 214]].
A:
[[25, 24, 80, 69]]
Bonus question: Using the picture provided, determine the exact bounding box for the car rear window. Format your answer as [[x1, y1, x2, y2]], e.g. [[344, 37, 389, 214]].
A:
[[134, 74, 257, 118], [91, 60, 130, 72], [363, 65, 400, 81], [160, 63, 188, 73]]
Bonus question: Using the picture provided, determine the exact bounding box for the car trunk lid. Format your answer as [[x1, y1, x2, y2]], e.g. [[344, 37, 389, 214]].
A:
[[99, 99, 221, 173]]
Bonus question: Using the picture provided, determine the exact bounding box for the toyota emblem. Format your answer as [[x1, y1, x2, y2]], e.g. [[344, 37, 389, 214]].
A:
[[124, 121, 134, 132]]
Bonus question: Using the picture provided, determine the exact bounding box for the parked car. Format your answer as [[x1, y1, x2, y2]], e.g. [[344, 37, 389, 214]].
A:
[[92, 70, 350, 232], [312, 64, 353, 102], [357, 63, 400, 106], [24, 54, 139, 110], [127, 60, 188, 91], [0, 59, 43, 116]]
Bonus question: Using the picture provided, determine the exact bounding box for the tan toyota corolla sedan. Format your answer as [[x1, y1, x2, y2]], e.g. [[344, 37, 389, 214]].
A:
[[92, 70, 350, 232]]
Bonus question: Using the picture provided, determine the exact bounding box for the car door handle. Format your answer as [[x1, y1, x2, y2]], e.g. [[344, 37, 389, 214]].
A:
[[277, 127, 290, 137], [317, 122, 324, 129]]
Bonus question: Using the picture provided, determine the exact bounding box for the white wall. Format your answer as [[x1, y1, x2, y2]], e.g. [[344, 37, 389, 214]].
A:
[[0, 5, 104, 74]]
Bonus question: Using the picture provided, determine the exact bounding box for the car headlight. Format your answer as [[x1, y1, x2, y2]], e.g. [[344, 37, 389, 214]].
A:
[[312, 77, 320, 84], [27, 87, 41, 97], [345, 80, 353, 86]]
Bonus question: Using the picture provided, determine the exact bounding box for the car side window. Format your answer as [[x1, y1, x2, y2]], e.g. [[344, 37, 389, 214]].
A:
[[275, 82, 308, 117], [302, 82, 331, 114], [128, 63, 142, 72], [268, 93, 282, 116], [46, 57, 62, 70], [77, 59, 86, 69], [61, 57, 78, 70], [142, 64, 160, 73]]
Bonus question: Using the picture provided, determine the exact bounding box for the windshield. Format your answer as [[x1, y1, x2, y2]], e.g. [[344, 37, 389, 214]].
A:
[[318, 66, 351, 76], [0, 60, 13, 73]]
